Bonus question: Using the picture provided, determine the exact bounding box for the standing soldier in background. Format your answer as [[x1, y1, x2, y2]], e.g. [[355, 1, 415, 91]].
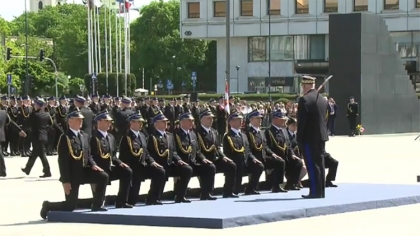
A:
[[1, 96, 10, 157], [7, 96, 20, 156], [72, 96, 94, 138], [164, 98, 175, 132], [100, 95, 112, 112], [56, 96, 68, 133], [174, 97, 183, 121], [208, 98, 218, 130], [347, 96, 359, 137], [46, 96, 57, 155], [89, 94, 101, 115], [18, 95, 33, 157], [21, 99, 52, 178], [216, 96, 227, 144], [114, 97, 135, 144]]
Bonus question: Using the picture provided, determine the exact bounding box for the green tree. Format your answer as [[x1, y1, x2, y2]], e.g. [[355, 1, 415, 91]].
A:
[[68, 77, 85, 96], [130, 0, 208, 91]]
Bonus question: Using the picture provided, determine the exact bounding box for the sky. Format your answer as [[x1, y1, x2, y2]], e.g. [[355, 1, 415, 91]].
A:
[[0, 0, 155, 22]]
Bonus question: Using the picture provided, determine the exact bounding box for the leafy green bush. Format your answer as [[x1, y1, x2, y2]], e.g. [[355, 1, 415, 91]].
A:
[[149, 93, 299, 101]]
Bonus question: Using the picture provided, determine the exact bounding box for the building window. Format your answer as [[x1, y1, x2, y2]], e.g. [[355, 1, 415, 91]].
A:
[[324, 0, 338, 13], [295, 0, 309, 14], [213, 1, 226, 17], [187, 2, 200, 18], [416, 0, 420, 8], [309, 35, 325, 60], [267, 0, 281, 15], [384, 0, 399, 10], [294, 35, 309, 59], [249, 37, 266, 61], [354, 0, 368, 11], [267, 36, 293, 60], [391, 31, 420, 59], [38, 1, 44, 10], [240, 0, 253, 16]]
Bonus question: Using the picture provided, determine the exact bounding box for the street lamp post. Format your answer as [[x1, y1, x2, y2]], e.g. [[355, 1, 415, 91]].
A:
[[268, 0, 272, 101], [24, 0, 29, 95], [235, 66, 240, 93]]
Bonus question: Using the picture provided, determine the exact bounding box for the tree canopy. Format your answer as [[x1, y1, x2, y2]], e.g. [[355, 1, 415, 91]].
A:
[[0, 1, 216, 96]]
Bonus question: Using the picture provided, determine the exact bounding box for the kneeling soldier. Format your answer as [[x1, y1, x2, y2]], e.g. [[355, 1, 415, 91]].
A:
[[40, 110, 109, 219], [147, 111, 193, 203], [195, 109, 237, 198], [223, 110, 264, 195], [175, 112, 217, 200], [246, 110, 287, 193], [119, 112, 166, 205], [91, 111, 133, 208], [265, 111, 303, 191]]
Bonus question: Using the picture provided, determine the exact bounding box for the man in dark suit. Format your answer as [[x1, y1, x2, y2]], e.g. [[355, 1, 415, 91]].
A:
[[326, 97, 338, 136], [223, 110, 264, 195], [40, 110, 109, 220], [175, 112, 217, 200], [164, 98, 175, 132], [119, 112, 165, 205], [21, 99, 53, 178], [347, 96, 359, 137], [195, 109, 237, 198], [90, 111, 133, 208], [114, 96, 135, 144], [71, 95, 94, 138], [297, 75, 329, 199], [0, 110, 26, 177], [146, 111, 193, 203]]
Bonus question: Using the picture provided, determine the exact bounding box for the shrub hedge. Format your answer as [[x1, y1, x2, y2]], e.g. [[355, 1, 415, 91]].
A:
[[145, 93, 300, 102]]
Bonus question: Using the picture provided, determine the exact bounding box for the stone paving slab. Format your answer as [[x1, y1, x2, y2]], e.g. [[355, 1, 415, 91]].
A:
[[1, 134, 420, 235]]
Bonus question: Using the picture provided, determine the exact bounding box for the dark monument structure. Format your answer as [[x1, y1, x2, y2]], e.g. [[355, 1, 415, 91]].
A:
[[328, 13, 420, 135]]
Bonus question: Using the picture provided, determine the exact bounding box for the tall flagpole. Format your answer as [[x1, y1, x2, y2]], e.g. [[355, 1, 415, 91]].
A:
[[93, 4, 98, 74], [116, 3, 120, 97], [109, 7, 113, 74], [127, 5, 131, 78], [97, 6, 102, 73], [87, 2, 92, 74], [124, 3, 128, 95], [104, 4, 109, 93], [89, 1, 95, 74]]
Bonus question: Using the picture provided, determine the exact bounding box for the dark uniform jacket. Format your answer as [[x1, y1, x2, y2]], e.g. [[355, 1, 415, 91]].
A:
[[222, 129, 255, 166], [79, 106, 94, 138], [90, 130, 122, 172], [346, 102, 358, 117], [195, 125, 225, 162], [17, 105, 32, 130], [29, 110, 53, 143], [147, 130, 181, 167], [56, 105, 68, 128], [57, 130, 95, 184], [174, 128, 205, 164], [89, 102, 101, 115], [296, 89, 328, 144], [7, 106, 19, 122], [245, 126, 274, 162], [264, 125, 294, 161], [119, 130, 155, 169], [115, 108, 135, 133], [0, 110, 22, 142]]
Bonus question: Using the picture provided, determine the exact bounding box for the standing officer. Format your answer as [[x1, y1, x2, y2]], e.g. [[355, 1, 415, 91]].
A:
[[1, 96, 10, 157], [21, 99, 52, 178], [90, 111, 133, 208], [147, 111, 193, 203], [174, 97, 183, 119], [223, 110, 264, 195], [119, 112, 165, 205], [17, 95, 33, 157], [347, 96, 359, 137], [216, 96, 227, 143], [72, 96, 94, 138], [195, 109, 237, 198], [56, 95, 68, 133], [89, 94, 101, 114], [164, 98, 175, 132], [40, 110, 109, 220], [7, 96, 20, 156], [114, 96, 135, 144], [296, 76, 328, 199], [46, 96, 57, 155], [175, 112, 217, 200], [246, 110, 288, 193]]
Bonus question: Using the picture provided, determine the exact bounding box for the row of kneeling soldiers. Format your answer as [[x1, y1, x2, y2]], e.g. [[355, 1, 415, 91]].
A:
[[39, 107, 338, 219]]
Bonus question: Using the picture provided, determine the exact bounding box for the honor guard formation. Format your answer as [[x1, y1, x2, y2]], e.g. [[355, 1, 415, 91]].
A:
[[0, 85, 339, 220]]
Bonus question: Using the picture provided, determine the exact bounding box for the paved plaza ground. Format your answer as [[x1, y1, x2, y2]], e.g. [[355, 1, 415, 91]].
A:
[[1, 133, 420, 235]]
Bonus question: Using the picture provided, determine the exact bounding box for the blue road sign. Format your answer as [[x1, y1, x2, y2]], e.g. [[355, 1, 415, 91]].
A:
[[92, 73, 96, 80], [7, 74, 12, 85], [182, 81, 186, 87], [191, 71, 197, 82], [11, 87, 15, 94], [166, 80, 173, 90], [158, 79, 162, 85]]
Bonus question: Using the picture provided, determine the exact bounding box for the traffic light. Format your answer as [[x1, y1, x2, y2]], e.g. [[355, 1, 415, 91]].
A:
[[6, 48, 11, 61], [39, 49, 45, 61]]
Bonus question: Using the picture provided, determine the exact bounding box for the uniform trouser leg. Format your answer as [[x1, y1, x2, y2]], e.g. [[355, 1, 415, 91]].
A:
[[9, 130, 19, 154], [165, 164, 192, 198], [348, 117, 357, 134], [0, 144, 6, 176], [301, 142, 325, 197], [24, 143, 51, 174], [47, 130, 55, 154], [193, 163, 216, 195], [265, 157, 286, 187], [109, 165, 133, 205], [245, 161, 264, 192], [48, 171, 109, 211], [24, 131, 32, 152], [324, 153, 338, 182], [214, 159, 236, 194], [285, 158, 304, 184], [128, 165, 166, 204]]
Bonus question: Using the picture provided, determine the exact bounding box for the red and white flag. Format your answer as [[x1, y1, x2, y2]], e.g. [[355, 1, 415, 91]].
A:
[[224, 80, 230, 114]]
